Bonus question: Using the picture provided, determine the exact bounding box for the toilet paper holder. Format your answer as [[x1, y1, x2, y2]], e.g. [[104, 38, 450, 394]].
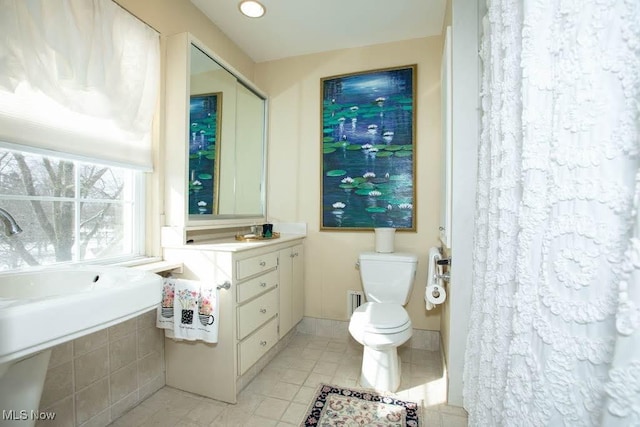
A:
[[431, 254, 451, 283], [433, 271, 450, 282]]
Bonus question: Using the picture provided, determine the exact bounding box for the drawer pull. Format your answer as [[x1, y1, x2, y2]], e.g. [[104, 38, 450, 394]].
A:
[[260, 282, 267, 287], [260, 308, 267, 314], [259, 261, 266, 267], [260, 340, 267, 346]]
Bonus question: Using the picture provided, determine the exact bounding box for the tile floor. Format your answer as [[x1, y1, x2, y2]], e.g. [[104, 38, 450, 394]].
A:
[[109, 333, 468, 426]]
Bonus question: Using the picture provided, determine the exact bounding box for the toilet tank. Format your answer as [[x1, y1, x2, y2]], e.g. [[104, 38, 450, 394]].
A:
[[358, 252, 418, 304]]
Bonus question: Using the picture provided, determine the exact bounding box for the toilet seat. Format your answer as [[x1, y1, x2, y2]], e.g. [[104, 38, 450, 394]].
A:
[[351, 302, 411, 335]]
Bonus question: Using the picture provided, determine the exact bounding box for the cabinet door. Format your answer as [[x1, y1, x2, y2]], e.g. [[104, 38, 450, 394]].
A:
[[291, 244, 304, 326], [278, 247, 293, 335], [279, 244, 304, 337]]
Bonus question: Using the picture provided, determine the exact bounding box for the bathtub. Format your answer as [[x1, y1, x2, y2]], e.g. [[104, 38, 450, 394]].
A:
[[0, 265, 162, 364]]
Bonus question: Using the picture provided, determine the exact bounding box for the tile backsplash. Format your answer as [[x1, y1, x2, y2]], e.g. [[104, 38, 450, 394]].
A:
[[37, 310, 165, 427]]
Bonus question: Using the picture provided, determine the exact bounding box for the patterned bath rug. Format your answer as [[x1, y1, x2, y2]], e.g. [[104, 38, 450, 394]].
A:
[[301, 384, 420, 426]]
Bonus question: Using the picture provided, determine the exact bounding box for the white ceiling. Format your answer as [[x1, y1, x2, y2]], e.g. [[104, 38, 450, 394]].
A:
[[190, 0, 447, 63]]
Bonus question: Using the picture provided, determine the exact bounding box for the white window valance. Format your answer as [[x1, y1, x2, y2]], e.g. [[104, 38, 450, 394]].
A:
[[0, 0, 159, 170]]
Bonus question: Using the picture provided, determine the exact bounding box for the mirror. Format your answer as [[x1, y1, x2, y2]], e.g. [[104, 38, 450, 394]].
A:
[[187, 44, 266, 221], [163, 33, 267, 237]]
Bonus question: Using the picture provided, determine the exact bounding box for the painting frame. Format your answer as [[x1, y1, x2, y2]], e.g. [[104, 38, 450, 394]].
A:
[[188, 92, 222, 217], [320, 65, 417, 231]]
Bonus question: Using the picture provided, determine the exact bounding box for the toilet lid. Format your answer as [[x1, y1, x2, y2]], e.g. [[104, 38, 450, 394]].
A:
[[353, 302, 411, 333]]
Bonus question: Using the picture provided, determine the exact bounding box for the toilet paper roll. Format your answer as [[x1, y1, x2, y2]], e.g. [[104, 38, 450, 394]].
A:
[[374, 228, 395, 253], [426, 284, 446, 305]]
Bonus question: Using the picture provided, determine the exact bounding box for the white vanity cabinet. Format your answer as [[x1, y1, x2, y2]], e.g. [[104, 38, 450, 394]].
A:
[[235, 252, 279, 374], [162, 236, 304, 403], [278, 244, 304, 336]]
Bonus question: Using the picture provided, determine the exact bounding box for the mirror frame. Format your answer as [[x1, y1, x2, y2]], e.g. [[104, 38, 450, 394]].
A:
[[164, 32, 268, 233]]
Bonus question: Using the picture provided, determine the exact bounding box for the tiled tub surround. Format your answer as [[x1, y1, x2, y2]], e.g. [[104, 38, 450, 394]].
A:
[[36, 310, 165, 427]]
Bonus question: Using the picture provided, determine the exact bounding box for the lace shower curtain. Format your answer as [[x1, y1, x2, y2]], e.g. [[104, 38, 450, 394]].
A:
[[463, 1, 640, 426]]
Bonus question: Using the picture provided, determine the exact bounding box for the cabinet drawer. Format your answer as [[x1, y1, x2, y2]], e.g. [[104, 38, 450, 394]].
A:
[[236, 252, 278, 280], [237, 269, 278, 304], [238, 317, 278, 375], [237, 289, 278, 340]]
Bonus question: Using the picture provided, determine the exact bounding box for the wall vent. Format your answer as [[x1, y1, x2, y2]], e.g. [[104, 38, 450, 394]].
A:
[[347, 290, 364, 316]]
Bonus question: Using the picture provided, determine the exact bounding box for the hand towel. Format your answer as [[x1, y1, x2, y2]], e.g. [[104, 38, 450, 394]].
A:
[[156, 277, 175, 329], [156, 277, 220, 343]]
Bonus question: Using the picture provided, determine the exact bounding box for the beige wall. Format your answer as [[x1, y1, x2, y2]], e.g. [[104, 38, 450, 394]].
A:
[[255, 37, 444, 331], [115, 1, 444, 331], [115, 0, 254, 79]]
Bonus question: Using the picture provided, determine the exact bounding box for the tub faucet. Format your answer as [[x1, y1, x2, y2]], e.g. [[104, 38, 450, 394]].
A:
[[0, 208, 23, 236]]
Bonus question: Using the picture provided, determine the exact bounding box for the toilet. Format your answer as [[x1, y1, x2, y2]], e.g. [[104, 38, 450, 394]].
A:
[[348, 252, 418, 392]]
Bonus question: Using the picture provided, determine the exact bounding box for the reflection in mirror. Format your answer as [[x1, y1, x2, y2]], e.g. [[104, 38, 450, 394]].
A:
[[188, 92, 221, 215], [234, 83, 265, 215], [188, 44, 266, 221]]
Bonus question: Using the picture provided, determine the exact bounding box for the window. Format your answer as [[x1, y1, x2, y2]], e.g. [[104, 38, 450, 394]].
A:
[[0, 0, 158, 272], [0, 147, 144, 271]]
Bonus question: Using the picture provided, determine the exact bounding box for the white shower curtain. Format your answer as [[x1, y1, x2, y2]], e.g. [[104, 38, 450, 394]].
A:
[[463, 1, 640, 426]]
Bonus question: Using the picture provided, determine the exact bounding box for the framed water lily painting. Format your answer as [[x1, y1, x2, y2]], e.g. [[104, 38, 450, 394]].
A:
[[188, 92, 221, 216], [320, 65, 416, 231]]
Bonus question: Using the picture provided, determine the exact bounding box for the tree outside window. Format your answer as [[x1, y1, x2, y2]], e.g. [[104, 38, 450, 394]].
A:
[[0, 148, 141, 271]]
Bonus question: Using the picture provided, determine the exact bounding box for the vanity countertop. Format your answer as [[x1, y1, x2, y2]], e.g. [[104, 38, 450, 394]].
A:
[[161, 223, 307, 250], [178, 233, 306, 252]]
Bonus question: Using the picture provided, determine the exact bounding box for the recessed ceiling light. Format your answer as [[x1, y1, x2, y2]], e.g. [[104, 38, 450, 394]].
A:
[[238, 0, 266, 18]]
